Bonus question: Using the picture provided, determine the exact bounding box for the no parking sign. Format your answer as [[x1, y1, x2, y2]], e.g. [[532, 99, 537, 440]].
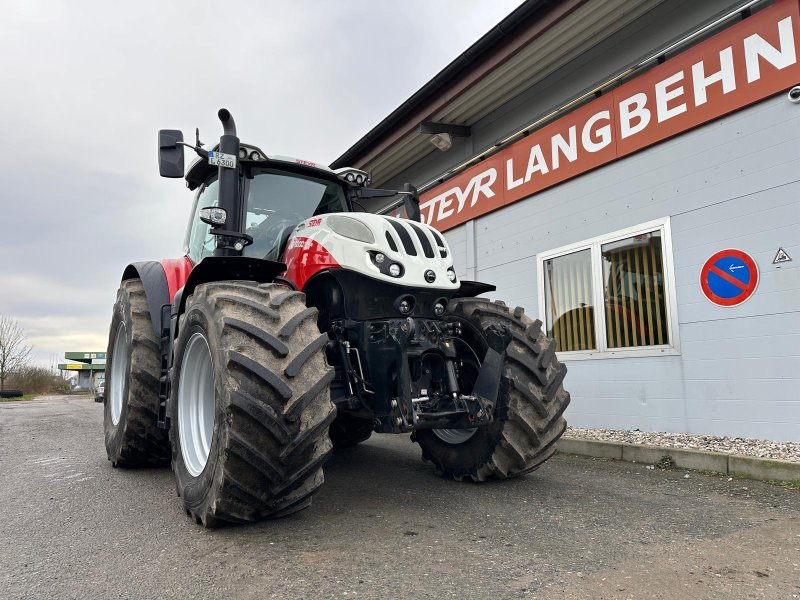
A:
[[700, 249, 759, 307]]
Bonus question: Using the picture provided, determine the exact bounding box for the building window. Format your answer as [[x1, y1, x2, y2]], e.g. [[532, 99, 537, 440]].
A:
[[543, 249, 596, 352], [537, 218, 679, 359], [602, 231, 668, 348]]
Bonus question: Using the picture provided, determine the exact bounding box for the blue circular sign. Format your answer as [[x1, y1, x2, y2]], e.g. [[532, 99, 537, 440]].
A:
[[700, 249, 759, 307]]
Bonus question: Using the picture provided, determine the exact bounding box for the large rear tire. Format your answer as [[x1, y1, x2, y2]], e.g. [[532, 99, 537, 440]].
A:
[[415, 299, 570, 481], [170, 282, 335, 527], [103, 279, 170, 467]]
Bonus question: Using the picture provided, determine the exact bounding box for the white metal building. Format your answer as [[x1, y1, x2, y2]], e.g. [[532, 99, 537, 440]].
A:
[[332, 0, 800, 442]]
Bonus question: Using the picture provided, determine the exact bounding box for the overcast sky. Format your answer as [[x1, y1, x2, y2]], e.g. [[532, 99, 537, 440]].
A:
[[0, 0, 523, 365]]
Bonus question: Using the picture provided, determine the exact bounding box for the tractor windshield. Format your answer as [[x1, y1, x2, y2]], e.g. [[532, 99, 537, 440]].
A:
[[245, 168, 348, 260]]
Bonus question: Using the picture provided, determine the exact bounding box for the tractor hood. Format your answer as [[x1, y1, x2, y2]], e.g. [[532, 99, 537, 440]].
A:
[[283, 213, 459, 290]]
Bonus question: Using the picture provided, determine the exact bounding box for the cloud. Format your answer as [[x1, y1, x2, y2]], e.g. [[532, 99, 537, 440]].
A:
[[0, 0, 523, 364]]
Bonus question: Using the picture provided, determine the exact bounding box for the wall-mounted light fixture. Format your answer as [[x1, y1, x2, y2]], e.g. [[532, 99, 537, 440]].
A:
[[429, 133, 453, 151], [420, 121, 471, 152]]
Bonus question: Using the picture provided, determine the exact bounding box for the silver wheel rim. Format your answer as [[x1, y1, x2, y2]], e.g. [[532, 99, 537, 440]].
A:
[[433, 427, 477, 444], [109, 323, 128, 426], [178, 332, 216, 477]]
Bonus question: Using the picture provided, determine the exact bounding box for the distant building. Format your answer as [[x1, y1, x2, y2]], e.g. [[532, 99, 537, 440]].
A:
[[58, 352, 105, 390]]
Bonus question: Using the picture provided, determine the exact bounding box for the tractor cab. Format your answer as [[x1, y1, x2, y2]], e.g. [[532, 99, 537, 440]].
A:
[[182, 148, 356, 263], [158, 116, 413, 264]]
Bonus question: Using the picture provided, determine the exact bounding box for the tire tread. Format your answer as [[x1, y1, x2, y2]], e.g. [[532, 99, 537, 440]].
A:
[[105, 278, 170, 467], [418, 296, 570, 482], [171, 281, 335, 527]]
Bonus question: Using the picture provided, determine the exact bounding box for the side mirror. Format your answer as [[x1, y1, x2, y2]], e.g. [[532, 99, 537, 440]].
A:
[[403, 183, 421, 222], [158, 129, 185, 178]]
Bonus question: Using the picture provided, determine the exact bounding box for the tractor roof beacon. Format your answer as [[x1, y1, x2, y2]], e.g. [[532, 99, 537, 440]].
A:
[[102, 109, 571, 527]]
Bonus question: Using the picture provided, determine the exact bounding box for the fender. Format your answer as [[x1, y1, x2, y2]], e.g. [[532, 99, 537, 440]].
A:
[[172, 256, 286, 318], [458, 280, 496, 297], [122, 257, 194, 337], [121, 261, 172, 337]]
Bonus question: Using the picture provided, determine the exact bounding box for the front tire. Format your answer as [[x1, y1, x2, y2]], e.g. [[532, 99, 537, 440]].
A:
[[170, 282, 336, 527], [103, 279, 170, 467], [415, 299, 570, 481]]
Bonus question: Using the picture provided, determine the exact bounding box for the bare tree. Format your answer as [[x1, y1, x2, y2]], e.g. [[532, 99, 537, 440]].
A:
[[0, 314, 33, 391]]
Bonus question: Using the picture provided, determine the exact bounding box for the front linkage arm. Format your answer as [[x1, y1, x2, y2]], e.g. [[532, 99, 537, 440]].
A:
[[384, 320, 514, 433]]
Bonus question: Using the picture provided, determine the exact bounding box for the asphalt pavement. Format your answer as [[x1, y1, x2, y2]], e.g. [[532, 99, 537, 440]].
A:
[[1, 395, 798, 600]]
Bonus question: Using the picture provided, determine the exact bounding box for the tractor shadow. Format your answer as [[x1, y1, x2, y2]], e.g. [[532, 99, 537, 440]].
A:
[[308, 434, 543, 519], [216, 434, 561, 543]]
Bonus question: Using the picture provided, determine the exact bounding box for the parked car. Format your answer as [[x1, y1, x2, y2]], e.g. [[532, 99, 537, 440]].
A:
[[94, 381, 105, 403]]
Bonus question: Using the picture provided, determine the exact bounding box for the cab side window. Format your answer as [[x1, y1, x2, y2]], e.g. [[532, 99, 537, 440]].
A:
[[187, 176, 219, 263]]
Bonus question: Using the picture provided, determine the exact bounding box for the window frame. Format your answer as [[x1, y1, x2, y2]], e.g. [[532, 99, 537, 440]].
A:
[[536, 217, 681, 361], [183, 175, 220, 264], [242, 166, 350, 219]]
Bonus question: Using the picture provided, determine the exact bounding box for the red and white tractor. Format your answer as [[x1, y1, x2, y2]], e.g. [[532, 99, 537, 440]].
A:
[[103, 109, 570, 527]]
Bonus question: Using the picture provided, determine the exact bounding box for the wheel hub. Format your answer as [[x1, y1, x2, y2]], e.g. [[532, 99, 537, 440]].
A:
[[432, 427, 477, 444], [178, 332, 216, 477]]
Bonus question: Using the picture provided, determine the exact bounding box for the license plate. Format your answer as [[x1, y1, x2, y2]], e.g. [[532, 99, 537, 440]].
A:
[[208, 151, 236, 169]]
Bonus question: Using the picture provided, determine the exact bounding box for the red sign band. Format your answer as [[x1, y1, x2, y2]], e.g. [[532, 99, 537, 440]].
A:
[[420, 0, 800, 231]]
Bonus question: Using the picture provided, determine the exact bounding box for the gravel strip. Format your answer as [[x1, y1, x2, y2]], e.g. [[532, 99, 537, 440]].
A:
[[565, 426, 800, 463]]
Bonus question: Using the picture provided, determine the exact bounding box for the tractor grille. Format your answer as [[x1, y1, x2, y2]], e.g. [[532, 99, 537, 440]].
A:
[[387, 219, 417, 256], [408, 222, 435, 258], [383, 217, 446, 260], [430, 229, 448, 258], [385, 231, 399, 252]]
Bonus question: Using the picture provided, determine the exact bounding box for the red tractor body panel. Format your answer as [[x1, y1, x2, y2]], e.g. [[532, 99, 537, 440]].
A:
[[282, 237, 341, 291], [160, 257, 195, 302]]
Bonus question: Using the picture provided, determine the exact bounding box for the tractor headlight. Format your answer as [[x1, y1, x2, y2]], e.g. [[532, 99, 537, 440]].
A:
[[327, 215, 375, 244], [370, 251, 404, 277], [334, 167, 370, 187]]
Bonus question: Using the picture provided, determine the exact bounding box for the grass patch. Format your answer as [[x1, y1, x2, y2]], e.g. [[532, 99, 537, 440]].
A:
[[695, 468, 726, 477], [768, 479, 800, 490], [655, 454, 676, 470], [0, 394, 38, 403]]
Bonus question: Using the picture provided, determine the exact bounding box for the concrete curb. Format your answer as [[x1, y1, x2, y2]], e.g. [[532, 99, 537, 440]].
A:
[[557, 437, 800, 483]]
